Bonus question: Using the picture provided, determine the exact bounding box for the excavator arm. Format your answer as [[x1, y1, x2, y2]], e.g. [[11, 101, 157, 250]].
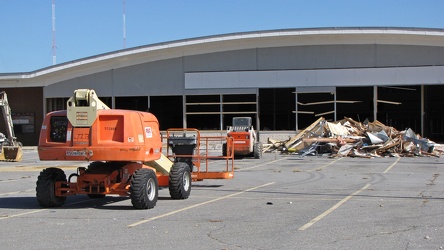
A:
[[0, 91, 22, 161]]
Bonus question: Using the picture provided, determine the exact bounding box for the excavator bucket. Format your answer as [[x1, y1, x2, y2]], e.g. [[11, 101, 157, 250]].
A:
[[0, 146, 23, 161]]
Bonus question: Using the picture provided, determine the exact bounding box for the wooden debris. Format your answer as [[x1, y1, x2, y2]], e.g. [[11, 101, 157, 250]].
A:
[[267, 117, 441, 158], [284, 117, 325, 151], [263, 138, 286, 153], [302, 137, 359, 144]]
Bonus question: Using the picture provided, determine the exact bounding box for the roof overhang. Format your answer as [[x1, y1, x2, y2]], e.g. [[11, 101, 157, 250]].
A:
[[2, 27, 444, 86]]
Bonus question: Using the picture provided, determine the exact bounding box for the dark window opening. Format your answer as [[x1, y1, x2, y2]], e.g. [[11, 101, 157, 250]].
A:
[[46, 98, 69, 112], [115, 96, 148, 111], [337, 87, 374, 122], [297, 92, 334, 129], [187, 114, 219, 130], [100, 97, 112, 108], [47, 96, 112, 113], [259, 88, 295, 130], [186, 95, 220, 113], [150, 96, 183, 130], [186, 95, 220, 130], [377, 86, 421, 132], [425, 85, 444, 141], [223, 94, 256, 130]]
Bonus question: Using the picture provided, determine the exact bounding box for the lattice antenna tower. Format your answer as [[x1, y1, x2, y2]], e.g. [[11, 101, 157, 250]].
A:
[[123, 0, 126, 49], [52, 0, 57, 65]]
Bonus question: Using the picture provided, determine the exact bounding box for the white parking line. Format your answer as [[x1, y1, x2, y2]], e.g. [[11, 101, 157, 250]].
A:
[[298, 183, 371, 231], [297, 157, 403, 231], [0, 179, 18, 183], [240, 157, 342, 172], [383, 157, 401, 173], [128, 182, 275, 228], [307, 157, 343, 172], [0, 189, 34, 196], [238, 158, 286, 171], [0, 209, 47, 220], [0, 199, 96, 220]]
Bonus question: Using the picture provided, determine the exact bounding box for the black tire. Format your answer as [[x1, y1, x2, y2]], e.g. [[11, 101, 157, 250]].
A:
[[222, 143, 227, 156], [36, 168, 67, 207], [253, 142, 262, 159], [169, 162, 191, 199], [130, 168, 158, 209]]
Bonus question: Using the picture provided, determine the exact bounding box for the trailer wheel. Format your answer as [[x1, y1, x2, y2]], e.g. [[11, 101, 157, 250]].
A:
[[130, 168, 158, 209], [253, 142, 262, 159], [36, 168, 67, 207], [169, 162, 191, 199]]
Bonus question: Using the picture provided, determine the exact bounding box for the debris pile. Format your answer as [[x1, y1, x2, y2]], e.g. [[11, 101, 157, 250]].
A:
[[264, 117, 442, 158]]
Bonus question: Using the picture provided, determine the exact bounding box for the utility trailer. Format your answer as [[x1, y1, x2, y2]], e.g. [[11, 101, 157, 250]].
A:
[[36, 89, 234, 209]]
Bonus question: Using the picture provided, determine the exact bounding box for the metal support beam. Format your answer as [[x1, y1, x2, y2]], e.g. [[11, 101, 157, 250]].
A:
[[373, 86, 378, 121], [421, 84, 424, 136], [256, 89, 260, 132], [182, 95, 186, 128], [147, 96, 150, 111], [220, 94, 223, 130], [333, 89, 337, 121], [295, 90, 298, 131]]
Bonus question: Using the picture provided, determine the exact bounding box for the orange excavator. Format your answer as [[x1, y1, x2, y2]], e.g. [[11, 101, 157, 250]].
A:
[[36, 89, 234, 209]]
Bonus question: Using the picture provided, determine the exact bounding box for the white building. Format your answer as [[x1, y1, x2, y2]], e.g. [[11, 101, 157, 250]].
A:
[[1, 27, 444, 145]]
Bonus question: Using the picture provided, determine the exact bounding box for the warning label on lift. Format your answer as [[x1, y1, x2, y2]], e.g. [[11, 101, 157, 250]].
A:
[[76, 112, 88, 125], [234, 141, 246, 144], [66, 150, 93, 157]]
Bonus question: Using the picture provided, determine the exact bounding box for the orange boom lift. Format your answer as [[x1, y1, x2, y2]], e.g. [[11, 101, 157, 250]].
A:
[[36, 89, 234, 209]]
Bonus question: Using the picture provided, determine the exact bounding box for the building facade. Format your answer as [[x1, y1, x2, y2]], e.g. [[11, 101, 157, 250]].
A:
[[1, 27, 444, 145]]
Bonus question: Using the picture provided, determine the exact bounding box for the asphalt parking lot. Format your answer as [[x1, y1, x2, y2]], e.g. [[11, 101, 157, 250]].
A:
[[0, 148, 443, 249]]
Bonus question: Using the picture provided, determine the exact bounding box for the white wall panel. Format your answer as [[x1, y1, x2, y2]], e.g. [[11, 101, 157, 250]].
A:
[[185, 66, 444, 89]]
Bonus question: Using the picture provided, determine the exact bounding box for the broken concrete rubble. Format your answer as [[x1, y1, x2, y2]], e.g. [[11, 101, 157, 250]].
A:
[[264, 117, 442, 158]]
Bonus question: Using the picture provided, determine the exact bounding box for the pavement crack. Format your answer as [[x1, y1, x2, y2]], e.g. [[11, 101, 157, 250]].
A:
[[374, 226, 418, 236], [207, 224, 229, 246], [427, 173, 439, 186]]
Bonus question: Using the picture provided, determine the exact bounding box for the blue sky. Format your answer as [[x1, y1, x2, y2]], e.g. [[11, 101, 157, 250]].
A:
[[1, 0, 444, 73]]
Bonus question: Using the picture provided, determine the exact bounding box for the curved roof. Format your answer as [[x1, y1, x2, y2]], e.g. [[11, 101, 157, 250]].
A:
[[2, 27, 444, 85]]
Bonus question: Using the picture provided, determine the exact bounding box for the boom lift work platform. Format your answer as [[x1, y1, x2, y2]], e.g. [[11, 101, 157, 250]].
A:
[[36, 89, 234, 209], [167, 128, 235, 181]]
